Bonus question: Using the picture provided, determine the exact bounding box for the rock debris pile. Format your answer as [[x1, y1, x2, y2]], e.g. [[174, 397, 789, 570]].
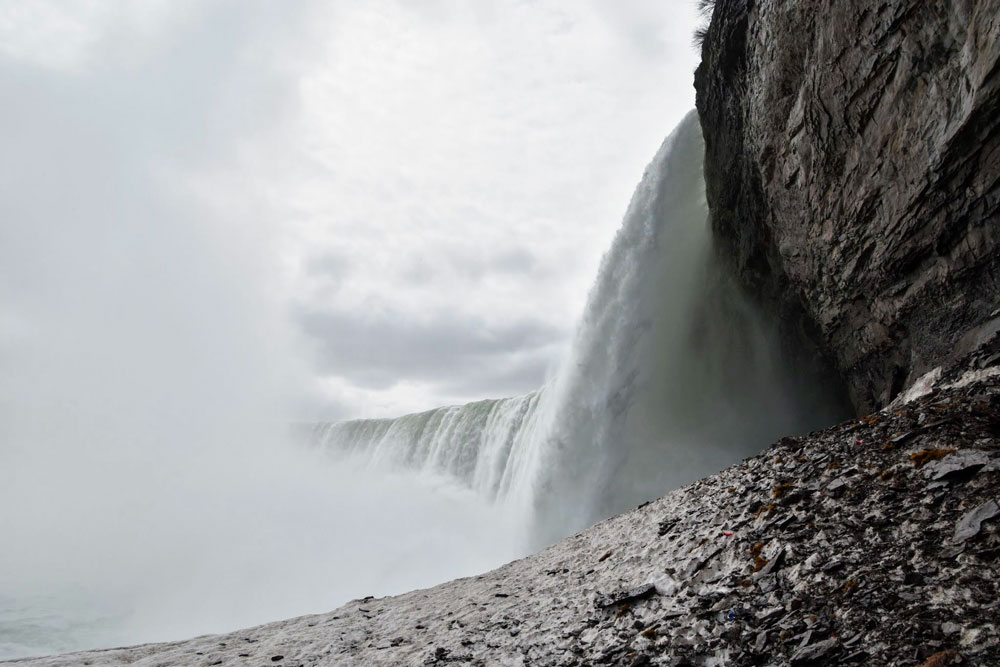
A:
[[10, 376, 1000, 667]]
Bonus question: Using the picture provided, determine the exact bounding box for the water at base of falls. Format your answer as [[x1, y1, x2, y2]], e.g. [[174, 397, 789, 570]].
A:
[[0, 446, 523, 660], [313, 110, 848, 548]]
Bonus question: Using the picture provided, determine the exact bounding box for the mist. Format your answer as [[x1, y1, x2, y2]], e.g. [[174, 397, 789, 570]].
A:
[[0, 1, 709, 658], [0, 128, 520, 653], [0, 3, 524, 657]]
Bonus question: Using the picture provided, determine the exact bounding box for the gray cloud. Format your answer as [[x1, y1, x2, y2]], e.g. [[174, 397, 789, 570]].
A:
[[296, 304, 563, 395], [0, 0, 701, 421], [398, 246, 542, 286], [436, 348, 556, 399], [449, 247, 540, 279], [305, 252, 354, 282]]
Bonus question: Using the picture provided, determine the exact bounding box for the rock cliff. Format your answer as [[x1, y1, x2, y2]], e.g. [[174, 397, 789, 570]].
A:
[[695, 0, 1000, 413]]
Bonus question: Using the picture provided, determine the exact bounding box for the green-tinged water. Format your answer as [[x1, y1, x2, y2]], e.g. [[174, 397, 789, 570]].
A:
[[312, 112, 847, 548]]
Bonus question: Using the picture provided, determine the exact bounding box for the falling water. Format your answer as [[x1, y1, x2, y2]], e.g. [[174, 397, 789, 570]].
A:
[[0, 111, 848, 661], [312, 392, 544, 503], [313, 111, 846, 547]]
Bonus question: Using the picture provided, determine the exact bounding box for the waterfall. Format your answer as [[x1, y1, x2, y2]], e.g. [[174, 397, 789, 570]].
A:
[[310, 392, 544, 502], [313, 111, 845, 546]]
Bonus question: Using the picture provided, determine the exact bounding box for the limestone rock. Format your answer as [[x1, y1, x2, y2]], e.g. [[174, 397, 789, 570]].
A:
[[954, 500, 1000, 542], [695, 0, 1000, 413]]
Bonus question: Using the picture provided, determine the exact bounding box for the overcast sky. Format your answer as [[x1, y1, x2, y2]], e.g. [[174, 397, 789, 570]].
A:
[[0, 1, 703, 420]]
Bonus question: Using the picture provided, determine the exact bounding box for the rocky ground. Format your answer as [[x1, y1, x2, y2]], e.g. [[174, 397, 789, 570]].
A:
[[9, 368, 1000, 666]]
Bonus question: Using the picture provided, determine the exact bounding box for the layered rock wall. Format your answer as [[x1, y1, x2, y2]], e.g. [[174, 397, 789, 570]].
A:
[[696, 0, 1000, 412]]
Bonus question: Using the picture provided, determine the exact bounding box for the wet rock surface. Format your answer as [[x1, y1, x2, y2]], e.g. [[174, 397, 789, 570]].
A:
[[12, 373, 1000, 666], [695, 0, 1000, 413]]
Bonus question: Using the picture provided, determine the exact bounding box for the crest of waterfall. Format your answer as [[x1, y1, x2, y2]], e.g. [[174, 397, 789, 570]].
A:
[[313, 110, 846, 547], [311, 391, 544, 503]]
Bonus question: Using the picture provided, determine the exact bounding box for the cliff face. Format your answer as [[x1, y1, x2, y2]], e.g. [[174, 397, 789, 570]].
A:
[[696, 0, 1000, 413]]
